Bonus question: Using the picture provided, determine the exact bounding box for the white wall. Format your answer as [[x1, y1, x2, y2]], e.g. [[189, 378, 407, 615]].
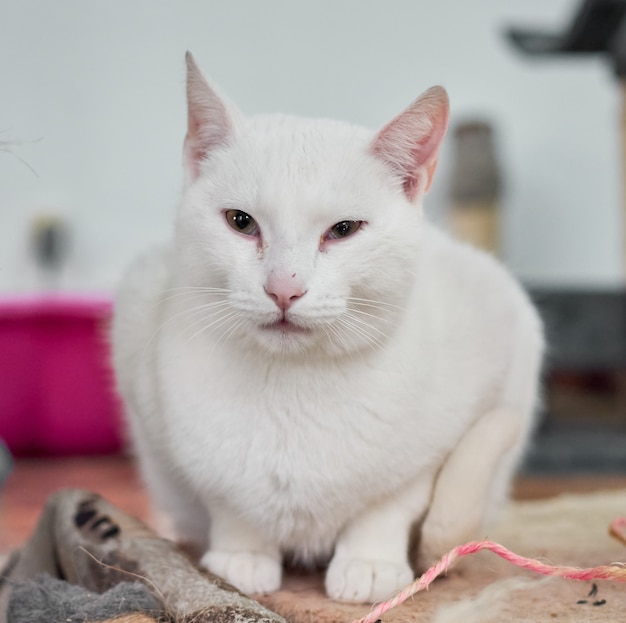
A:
[[0, 0, 622, 292]]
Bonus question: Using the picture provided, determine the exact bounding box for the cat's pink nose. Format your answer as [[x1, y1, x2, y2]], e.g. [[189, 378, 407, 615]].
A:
[[264, 276, 306, 312]]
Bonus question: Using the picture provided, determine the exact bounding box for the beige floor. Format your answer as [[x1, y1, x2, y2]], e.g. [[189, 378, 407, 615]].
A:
[[1, 455, 626, 553]]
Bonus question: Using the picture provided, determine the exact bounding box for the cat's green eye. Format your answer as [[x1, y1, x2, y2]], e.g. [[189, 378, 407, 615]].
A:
[[326, 220, 363, 241], [224, 210, 259, 237]]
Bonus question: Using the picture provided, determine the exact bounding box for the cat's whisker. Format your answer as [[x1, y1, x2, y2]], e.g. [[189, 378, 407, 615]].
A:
[[190, 308, 240, 337], [320, 322, 345, 352], [348, 316, 387, 346], [324, 322, 363, 364], [220, 316, 249, 346], [175, 302, 235, 334], [347, 304, 403, 320], [159, 286, 231, 303], [162, 285, 231, 294], [346, 297, 406, 312], [346, 307, 394, 326], [184, 310, 241, 344], [343, 311, 390, 341], [176, 300, 232, 318], [205, 314, 247, 356], [177, 311, 237, 347], [146, 300, 232, 345], [337, 315, 386, 351], [159, 291, 222, 304], [322, 322, 339, 342], [336, 323, 365, 355], [338, 324, 383, 355], [151, 299, 231, 334]]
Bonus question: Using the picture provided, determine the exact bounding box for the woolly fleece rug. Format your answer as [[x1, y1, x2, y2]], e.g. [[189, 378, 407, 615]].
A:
[[1, 489, 625, 622], [255, 489, 626, 623]]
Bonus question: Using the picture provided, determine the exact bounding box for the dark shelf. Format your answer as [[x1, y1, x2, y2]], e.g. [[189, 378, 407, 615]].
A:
[[506, 0, 626, 75]]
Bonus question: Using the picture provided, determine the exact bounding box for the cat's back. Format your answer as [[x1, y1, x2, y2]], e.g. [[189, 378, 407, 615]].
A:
[[112, 243, 174, 397], [413, 223, 544, 402], [420, 223, 540, 328]]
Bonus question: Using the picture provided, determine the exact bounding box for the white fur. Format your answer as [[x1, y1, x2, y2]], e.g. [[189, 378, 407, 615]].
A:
[[112, 55, 543, 603]]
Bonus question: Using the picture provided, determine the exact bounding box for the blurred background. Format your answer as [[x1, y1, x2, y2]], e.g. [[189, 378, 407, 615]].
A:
[[1, 0, 623, 290], [1, 0, 626, 497]]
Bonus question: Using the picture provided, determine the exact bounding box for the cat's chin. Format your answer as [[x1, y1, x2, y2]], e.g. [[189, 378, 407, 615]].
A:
[[254, 320, 369, 359], [261, 319, 312, 335], [253, 319, 318, 355]]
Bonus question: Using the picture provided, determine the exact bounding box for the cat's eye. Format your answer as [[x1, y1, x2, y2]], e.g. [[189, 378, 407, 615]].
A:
[[224, 210, 259, 237], [325, 220, 363, 241]]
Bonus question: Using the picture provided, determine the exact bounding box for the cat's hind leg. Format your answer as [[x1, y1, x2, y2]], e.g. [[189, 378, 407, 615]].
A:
[[417, 405, 527, 569], [418, 317, 541, 569], [325, 467, 437, 603]]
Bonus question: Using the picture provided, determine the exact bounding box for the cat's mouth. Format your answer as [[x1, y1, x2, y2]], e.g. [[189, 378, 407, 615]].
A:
[[261, 318, 311, 334]]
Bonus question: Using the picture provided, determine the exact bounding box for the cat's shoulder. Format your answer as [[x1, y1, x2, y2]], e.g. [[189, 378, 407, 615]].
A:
[[420, 223, 536, 315]]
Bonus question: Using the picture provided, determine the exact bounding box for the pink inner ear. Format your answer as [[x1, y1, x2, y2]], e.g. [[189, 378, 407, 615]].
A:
[[184, 139, 207, 180], [184, 53, 236, 182], [371, 86, 449, 201], [184, 99, 232, 180], [402, 171, 420, 200], [404, 154, 440, 197]]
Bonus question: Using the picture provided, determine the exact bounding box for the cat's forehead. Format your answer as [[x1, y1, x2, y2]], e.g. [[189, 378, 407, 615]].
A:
[[203, 114, 393, 226], [240, 115, 373, 167]]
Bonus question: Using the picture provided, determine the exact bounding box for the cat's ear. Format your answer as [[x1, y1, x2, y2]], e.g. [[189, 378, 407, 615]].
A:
[[184, 51, 242, 182], [371, 86, 449, 202]]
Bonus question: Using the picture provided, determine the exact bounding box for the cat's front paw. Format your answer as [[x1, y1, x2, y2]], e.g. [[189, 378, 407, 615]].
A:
[[201, 550, 282, 595], [325, 557, 413, 603]]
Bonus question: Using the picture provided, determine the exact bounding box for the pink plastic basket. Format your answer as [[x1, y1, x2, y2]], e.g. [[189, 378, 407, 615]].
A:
[[0, 295, 125, 456]]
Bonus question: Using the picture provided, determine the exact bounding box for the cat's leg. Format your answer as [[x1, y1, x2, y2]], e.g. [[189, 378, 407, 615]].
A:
[[325, 468, 436, 603], [133, 435, 209, 550], [201, 506, 282, 594], [417, 405, 527, 569], [419, 319, 541, 569]]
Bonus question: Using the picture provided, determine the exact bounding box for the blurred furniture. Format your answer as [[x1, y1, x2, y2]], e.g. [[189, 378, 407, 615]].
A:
[[507, 0, 626, 274], [506, 0, 626, 61], [505, 1, 626, 472], [531, 287, 626, 370], [0, 296, 124, 456], [449, 121, 502, 256], [525, 287, 626, 473]]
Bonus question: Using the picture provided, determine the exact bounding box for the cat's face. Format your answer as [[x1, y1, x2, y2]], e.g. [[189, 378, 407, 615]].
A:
[[174, 53, 448, 358]]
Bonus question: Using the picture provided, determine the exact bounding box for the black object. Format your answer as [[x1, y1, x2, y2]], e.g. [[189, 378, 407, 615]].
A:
[[32, 219, 69, 272], [530, 287, 626, 370], [506, 0, 626, 75], [0, 441, 11, 488], [523, 287, 626, 474]]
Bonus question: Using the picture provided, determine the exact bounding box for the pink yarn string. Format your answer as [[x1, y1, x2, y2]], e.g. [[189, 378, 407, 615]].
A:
[[351, 517, 626, 623]]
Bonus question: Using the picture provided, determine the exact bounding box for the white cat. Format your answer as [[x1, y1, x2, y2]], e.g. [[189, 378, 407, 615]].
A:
[[112, 52, 543, 604]]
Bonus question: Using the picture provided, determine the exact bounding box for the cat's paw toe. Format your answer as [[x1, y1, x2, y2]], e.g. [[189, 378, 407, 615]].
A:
[[200, 550, 282, 595], [325, 557, 413, 603]]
